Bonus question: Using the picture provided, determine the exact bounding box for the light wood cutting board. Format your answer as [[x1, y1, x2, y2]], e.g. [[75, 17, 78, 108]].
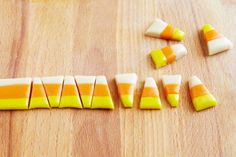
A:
[[0, 0, 235, 156]]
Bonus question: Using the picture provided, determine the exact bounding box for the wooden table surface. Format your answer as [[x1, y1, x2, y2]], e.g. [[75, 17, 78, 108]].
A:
[[0, 0, 236, 156]]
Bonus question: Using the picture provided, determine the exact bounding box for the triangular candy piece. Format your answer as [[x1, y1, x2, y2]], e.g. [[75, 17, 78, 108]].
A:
[[140, 77, 162, 109], [162, 75, 181, 107], [75, 75, 95, 108], [150, 43, 187, 69], [0, 78, 32, 110], [189, 76, 217, 111], [59, 76, 82, 108], [202, 24, 233, 55], [41, 76, 64, 108], [91, 76, 114, 109], [145, 18, 185, 41], [115, 73, 138, 108], [29, 77, 50, 109]]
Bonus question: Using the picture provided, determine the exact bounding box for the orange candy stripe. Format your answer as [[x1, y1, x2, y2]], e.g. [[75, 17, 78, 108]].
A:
[[204, 29, 222, 41], [0, 84, 30, 99], [62, 85, 78, 96], [43, 84, 62, 96], [77, 84, 94, 96], [31, 84, 47, 98], [190, 84, 209, 98], [117, 84, 134, 95], [164, 84, 180, 95], [161, 46, 176, 64], [142, 87, 159, 97], [93, 84, 110, 96], [160, 25, 174, 39]]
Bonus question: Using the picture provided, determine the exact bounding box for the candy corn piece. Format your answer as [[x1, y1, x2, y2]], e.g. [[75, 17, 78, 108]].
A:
[[150, 44, 187, 68], [162, 75, 181, 107], [41, 76, 64, 108], [140, 77, 162, 109], [189, 76, 217, 111], [91, 76, 114, 109], [145, 18, 185, 41], [0, 78, 31, 110], [75, 75, 95, 108], [29, 77, 50, 109], [59, 76, 82, 108], [115, 73, 138, 108], [202, 24, 233, 55]]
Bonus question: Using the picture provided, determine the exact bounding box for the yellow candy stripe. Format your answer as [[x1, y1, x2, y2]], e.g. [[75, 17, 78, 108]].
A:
[[80, 95, 92, 108], [120, 95, 133, 107], [91, 96, 114, 109], [59, 96, 82, 108], [167, 94, 179, 107], [0, 98, 29, 110], [192, 94, 217, 111], [46, 96, 61, 107], [140, 97, 162, 109], [150, 49, 167, 68], [29, 97, 50, 109]]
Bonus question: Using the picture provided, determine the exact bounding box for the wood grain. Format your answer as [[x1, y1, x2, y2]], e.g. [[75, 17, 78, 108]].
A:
[[0, 0, 235, 156]]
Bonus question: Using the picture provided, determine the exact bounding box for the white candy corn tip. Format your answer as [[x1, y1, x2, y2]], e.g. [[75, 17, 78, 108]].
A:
[[144, 77, 157, 88], [115, 73, 138, 84], [63, 76, 76, 85], [145, 19, 168, 37], [189, 76, 202, 88], [75, 75, 96, 84], [41, 76, 64, 84], [208, 37, 233, 55], [32, 77, 42, 84], [0, 77, 32, 86], [171, 44, 187, 60], [95, 76, 108, 85], [162, 75, 181, 85]]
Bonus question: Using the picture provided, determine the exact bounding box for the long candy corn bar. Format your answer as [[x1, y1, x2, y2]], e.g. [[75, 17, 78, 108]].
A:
[[41, 76, 64, 108], [115, 73, 138, 108], [189, 76, 217, 111], [150, 44, 187, 68], [29, 77, 50, 109], [162, 75, 181, 107], [59, 76, 82, 108], [145, 19, 185, 41], [75, 75, 95, 108], [91, 76, 114, 109], [0, 78, 31, 110], [140, 77, 162, 109], [202, 24, 233, 55]]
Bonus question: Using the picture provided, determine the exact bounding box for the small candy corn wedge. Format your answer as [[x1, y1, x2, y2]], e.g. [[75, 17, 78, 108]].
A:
[[59, 76, 82, 108], [140, 77, 162, 109], [41, 76, 64, 108], [150, 43, 187, 69], [75, 75, 96, 108], [189, 76, 217, 111], [145, 18, 185, 41], [29, 77, 50, 109], [91, 76, 114, 109], [0, 78, 32, 110], [115, 73, 138, 108], [202, 24, 233, 55], [162, 75, 181, 107]]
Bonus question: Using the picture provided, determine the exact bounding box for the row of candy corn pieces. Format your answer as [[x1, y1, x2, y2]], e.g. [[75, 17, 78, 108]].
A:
[[146, 19, 233, 68], [0, 73, 217, 111]]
